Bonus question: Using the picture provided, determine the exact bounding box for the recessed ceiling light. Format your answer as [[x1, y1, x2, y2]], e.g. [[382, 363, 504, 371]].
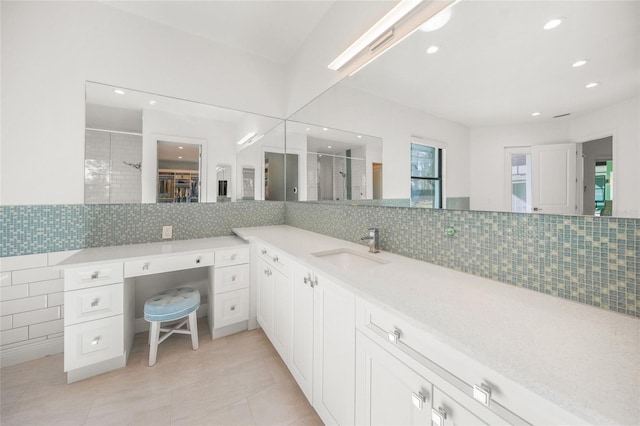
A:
[[585, 82, 599, 88], [178, 146, 183, 149], [572, 59, 589, 68], [149, 100, 157, 105], [305, 127, 311, 132], [328, 146, 332, 149], [357, 135, 362, 138], [419, 7, 452, 32], [322, 128, 328, 131], [114, 89, 125, 95], [426, 45, 439, 54], [178, 156, 183, 159], [543, 17, 564, 30], [532, 112, 541, 117]]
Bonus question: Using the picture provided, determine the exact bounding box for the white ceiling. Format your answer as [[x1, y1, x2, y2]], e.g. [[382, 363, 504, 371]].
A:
[[344, 0, 640, 127], [103, 0, 335, 64], [100, 1, 639, 128]]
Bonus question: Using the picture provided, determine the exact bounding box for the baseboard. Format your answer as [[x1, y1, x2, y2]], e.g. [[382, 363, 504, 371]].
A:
[[0, 336, 64, 368], [134, 303, 209, 333]]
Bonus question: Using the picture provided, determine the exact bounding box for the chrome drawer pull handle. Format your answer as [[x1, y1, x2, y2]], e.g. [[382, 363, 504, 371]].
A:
[[411, 391, 426, 410], [261, 249, 267, 255], [91, 336, 101, 346], [231, 253, 238, 260], [231, 275, 237, 282], [388, 328, 400, 344], [142, 263, 150, 271], [272, 255, 278, 263], [195, 257, 201, 264], [230, 305, 236, 311], [473, 383, 492, 406], [431, 407, 447, 426], [90, 272, 99, 279], [91, 298, 100, 307]]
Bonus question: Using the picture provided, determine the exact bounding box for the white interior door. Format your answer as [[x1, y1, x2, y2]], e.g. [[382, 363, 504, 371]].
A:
[[532, 143, 577, 214]]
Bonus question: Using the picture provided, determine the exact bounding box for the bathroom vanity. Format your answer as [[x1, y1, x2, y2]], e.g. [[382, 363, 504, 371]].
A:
[[234, 225, 639, 426], [55, 226, 638, 424], [58, 236, 250, 383]]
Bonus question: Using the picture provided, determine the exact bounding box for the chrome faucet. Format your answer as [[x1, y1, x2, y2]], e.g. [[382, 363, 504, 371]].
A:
[[361, 227, 380, 253]]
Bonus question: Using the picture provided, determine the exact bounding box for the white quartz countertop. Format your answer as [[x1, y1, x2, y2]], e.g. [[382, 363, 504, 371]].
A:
[[233, 225, 640, 425], [56, 236, 247, 267]]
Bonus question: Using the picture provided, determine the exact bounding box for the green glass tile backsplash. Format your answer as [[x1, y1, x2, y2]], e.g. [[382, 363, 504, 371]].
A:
[[284, 202, 639, 317], [0, 202, 285, 257], [1, 200, 637, 317]]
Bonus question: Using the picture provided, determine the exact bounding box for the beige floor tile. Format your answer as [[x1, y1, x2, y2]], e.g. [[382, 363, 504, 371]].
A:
[[0, 320, 324, 426], [247, 382, 315, 426], [172, 398, 256, 426]]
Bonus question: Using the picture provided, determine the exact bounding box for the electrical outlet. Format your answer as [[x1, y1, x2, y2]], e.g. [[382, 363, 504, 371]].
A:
[[162, 225, 172, 239]]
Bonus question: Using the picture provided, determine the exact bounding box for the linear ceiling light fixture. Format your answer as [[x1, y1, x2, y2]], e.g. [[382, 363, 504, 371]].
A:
[[237, 132, 256, 145], [327, 0, 458, 76]]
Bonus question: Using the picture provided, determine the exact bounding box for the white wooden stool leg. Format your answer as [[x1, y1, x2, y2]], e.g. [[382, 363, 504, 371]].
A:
[[188, 311, 199, 351], [149, 321, 161, 366]]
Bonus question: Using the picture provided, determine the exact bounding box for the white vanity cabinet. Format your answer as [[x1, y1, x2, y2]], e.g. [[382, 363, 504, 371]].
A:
[[255, 243, 291, 362], [208, 246, 250, 338], [63, 262, 129, 382], [356, 298, 537, 425], [289, 263, 356, 425], [59, 237, 251, 383]]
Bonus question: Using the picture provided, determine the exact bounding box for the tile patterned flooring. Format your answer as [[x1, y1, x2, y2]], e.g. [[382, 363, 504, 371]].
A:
[[0, 319, 324, 425]]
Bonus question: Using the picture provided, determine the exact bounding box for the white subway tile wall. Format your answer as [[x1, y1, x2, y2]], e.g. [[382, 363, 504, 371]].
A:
[[0, 252, 70, 350]]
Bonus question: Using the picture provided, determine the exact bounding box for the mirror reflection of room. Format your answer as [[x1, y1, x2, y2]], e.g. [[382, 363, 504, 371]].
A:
[[84, 82, 285, 204], [157, 141, 200, 203], [287, 0, 638, 218]]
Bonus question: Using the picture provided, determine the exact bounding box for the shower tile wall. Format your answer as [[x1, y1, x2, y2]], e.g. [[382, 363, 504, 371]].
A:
[[285, 202, 640, 318], [0, 201, 285, 258], [84, 130, 142, 204]]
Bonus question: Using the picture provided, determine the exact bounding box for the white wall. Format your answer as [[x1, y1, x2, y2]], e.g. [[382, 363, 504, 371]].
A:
[[469, 96, 639, 217], [284, 1, 396, 117], [1, 1, 286, 205], [290, 84, 471, 200]]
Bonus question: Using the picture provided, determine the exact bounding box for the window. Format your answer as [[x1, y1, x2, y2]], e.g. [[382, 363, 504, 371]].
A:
[[410, 143, 443, 208]]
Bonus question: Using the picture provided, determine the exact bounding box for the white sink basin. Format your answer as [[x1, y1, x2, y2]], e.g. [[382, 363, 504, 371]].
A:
[[312, 248, 388, 270]]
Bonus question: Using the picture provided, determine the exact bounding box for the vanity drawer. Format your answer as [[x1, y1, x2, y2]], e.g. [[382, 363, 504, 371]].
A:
[[64, 282, 123, 326], [215, 246, 249, 267], [356, 299, 530, 425], [256, 243, 291, 274], [124, 252, 215, 277], [64, 315, 124, 371], [214, 264, 249, 294], [64, 262, 123, 291], [213, 288, 249, 328]]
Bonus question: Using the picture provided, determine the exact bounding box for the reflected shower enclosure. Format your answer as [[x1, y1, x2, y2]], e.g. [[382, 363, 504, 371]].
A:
[[308, 151, 366, 201]]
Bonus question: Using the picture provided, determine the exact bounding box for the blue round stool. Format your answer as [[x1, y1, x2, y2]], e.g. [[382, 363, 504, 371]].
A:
[[143, 287, 200, 366]]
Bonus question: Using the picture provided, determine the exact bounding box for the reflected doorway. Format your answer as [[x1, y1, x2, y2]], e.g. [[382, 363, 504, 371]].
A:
[[265, 152, 298, 201], [372, 163, 383, 199], [157, 141, 201, 203], [581, 136, 613, 216]]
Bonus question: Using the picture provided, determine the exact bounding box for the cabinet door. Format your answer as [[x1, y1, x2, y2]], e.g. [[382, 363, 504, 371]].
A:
[[313, 273, 356, 425], [256, 257, 274, 336], [290, 264, 314, 402], [355, 332, 433, 426], [271, 268, 291, 362]]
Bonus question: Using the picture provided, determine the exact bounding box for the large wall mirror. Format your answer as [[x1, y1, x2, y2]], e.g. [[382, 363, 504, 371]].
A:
[[284, 121, 383, 202], [85, 81, 285, 203], [287, 0, 639, 217]]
